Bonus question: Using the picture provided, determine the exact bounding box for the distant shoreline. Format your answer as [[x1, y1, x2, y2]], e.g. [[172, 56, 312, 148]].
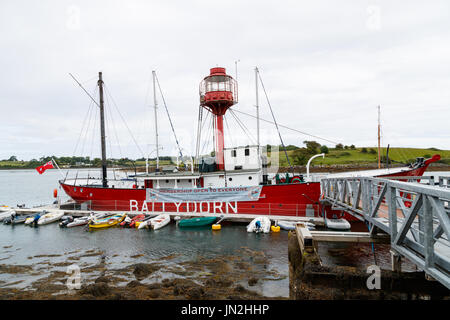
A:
[[2, 163, 449, 173]]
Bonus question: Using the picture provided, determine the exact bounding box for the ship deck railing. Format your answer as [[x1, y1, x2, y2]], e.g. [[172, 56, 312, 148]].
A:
[[58, 200, 320, 218]]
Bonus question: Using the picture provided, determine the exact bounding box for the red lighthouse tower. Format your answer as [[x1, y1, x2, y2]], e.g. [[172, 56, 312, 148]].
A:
[[199, 67, 238, 170]]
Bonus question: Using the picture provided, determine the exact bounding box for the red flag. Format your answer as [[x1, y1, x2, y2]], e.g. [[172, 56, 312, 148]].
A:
[[35, 161, 54, 174]]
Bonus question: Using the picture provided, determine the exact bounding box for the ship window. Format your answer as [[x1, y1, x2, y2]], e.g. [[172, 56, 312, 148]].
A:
[[248, 176, 252, 180], [177, 179, 180, 183], [229, 178, 233, 181], [165, 180, 169, 183], [231, 150, 236, 157], [245, 148, 250, 156], [188, 179, 192, 183]]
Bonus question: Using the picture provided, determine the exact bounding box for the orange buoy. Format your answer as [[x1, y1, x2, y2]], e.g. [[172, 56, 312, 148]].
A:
[[53, 188, 58, 198]]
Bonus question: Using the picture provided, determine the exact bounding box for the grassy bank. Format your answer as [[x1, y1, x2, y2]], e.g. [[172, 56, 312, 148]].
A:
[[270, 147, 450, 167]]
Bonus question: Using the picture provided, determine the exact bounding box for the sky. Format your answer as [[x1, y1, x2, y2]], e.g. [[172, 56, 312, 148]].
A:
[[1, 0, 449, 161]]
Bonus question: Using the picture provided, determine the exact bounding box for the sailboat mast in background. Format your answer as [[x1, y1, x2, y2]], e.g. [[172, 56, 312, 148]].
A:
[[377, 105, 381, 169]]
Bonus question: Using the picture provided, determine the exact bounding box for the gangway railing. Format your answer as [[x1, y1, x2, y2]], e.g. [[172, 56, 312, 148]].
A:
[[321, 176, 450, 290]]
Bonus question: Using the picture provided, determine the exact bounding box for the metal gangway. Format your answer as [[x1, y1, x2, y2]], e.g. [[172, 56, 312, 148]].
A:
[[320, 175, 450, 290]]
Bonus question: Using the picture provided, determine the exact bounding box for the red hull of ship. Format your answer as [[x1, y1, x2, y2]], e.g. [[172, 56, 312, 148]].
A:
[[60, 155, 440, 221], [60, 182, 322, 218]]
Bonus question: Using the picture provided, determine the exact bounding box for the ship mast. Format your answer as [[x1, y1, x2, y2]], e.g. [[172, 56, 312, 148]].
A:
[[153, 70, 160, 171], [255, 67, 261, 170], [98, 72, 108, 187], [377, 105, 381, 169], [255, 67, 260, 148]]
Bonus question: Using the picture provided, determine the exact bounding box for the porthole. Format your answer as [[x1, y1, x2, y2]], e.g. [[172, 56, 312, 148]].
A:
[[165, 180, 169, 183], [229, 178, 233, 181], [248, 176, 252, 180]]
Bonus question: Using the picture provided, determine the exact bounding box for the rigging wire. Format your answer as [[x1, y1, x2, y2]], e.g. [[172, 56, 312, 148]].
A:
[[154, 72, 185, 163], [229, 108, 341, 146], [257, 70, 293, 170], [88, 101, 99, 178], [229, 109, 256, 145], [103, 84, 145, 158], [72, 86, 97, 157], [79, 91, 96, 158], [200, 112, 214, 156], [223, 114, 235, 148], [69, 73, 100, 108], [195, 105, 203, 165], [198, 111, 211, 156], [104, 88, 124, 160]]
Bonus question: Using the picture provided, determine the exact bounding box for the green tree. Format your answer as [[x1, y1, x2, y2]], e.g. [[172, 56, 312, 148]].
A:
[[335, 143, 343, 150], [292, 148, 310, 165], [303, 141, 321, 154], [320, 145, 329, 154], [8, 155, 17, 161], [292, 141, 322, 165], [361, 147, 368, 153]]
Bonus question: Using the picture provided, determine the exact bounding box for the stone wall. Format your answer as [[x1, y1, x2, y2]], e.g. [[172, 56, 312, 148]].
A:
[[288, 232, 449, 300]]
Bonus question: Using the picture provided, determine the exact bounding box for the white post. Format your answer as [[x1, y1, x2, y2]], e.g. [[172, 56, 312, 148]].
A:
[[306, 153, 325, 181]]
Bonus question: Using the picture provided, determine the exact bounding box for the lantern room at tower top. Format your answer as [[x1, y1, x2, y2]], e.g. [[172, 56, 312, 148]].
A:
[[199, 67, 238, 113], [199, 67, 238, 170]]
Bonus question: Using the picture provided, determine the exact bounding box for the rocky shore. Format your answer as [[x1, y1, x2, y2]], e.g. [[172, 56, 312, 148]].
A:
[[0, 247, 287, 300]]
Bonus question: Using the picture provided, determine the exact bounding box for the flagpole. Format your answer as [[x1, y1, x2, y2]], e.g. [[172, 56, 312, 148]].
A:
[[51, 158, 65, 179]]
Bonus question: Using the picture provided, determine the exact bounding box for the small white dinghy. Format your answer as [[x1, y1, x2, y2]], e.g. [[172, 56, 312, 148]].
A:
[[247, 217, 271, 233], [149, 214, 171, 230], [277, 220, 315, 231], [136, 216, 152, 230], [0, 210, 16, 222], [37, 210, 65, 225], [66, 212, 108, 228], [325, 218, 351, 230]]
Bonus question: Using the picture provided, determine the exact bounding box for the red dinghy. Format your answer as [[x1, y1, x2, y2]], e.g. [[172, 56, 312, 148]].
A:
[[129, 214, 146, 228], [120, 214, 145, 228]]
